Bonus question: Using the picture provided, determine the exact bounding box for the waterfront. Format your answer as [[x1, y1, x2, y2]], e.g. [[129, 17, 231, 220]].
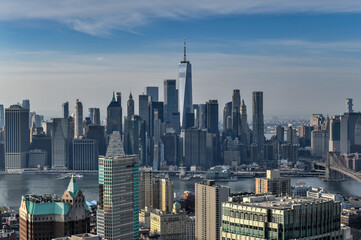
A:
[[0, 174, 361, 209]]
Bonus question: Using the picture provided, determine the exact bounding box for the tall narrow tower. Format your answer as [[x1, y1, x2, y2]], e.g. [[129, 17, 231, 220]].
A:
[[252, 91, 264, 161], [127, 93, 135, 120], [74, 99, 83, 139], [178, 40, 193, 129]]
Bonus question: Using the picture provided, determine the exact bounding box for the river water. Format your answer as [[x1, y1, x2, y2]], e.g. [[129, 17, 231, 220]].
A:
[[0, 174, 360, 209]]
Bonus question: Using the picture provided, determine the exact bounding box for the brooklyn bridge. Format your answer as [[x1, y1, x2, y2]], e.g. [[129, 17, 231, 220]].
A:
[[314, 152, 361, 183]]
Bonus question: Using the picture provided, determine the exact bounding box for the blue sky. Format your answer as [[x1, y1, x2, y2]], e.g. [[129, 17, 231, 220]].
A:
[[1, 1, 361, 119]]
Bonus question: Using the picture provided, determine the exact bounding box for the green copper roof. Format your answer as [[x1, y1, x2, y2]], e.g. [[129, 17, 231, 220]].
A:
[[25, 200, 70, 215], [66, 175, 79, 198]]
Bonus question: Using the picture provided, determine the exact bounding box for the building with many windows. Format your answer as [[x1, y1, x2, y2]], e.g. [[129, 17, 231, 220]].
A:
[[221, 194, 348, 240], [255, 170, 291, 197], [97, 131, 139, 240], [19, 176, 90, 240]]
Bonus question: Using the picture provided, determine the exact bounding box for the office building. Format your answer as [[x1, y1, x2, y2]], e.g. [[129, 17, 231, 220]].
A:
[[275, 125, 284, 142], [127, 93, 135, 120], [255, 170, 291, 197], [88, 107, 100, 125], [252, 91, 264, 161], [74, 99, 83, 139], [161, 178, 174, 213], [223, 102, 232, 131], [139, 168, 154, 210], [240, 100, 249, 141], [178, 41, 193, 129], [72, 139, 98, 170], [346, 98, 353, 113], [106, 93, 122, 136], [5, 105, 29, 170], [147, 86, 159, 102], [184, 128, 207, 169], [19, 176, 90, 240], [221, 194, 345, 240], [97, 131, 139, 240], [0, 104, 4, 128], [138, 94, 149, 123], [161, 133, 179, 166], [195, 180, 230, 240], [311, 129, 329, 157], [310, 114, 325, 128], [0, 142, 5, 171], [28, 149, 47, 168], [330, 115, 341, 151], [52, 118, 73, 170], [206, 100, 218, 134], [232, 90, 240, 135], [164, 79, 178, 123], [62, 102, 69, 118], [84, 124, 106, 156], [53, 234, 101, 240], [149, 203, 188, 240], [123, 115, 146, 165]]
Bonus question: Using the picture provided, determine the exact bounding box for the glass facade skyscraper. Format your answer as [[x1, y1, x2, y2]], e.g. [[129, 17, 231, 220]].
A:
[[178, 41, 193, 129], [98, 131, 139, 240]]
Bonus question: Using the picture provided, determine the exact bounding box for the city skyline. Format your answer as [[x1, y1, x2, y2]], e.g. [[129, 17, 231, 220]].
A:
[[2, 2, 361, 118]]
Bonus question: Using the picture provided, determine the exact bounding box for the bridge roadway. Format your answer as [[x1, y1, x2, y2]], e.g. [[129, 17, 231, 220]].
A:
[[314, 153, 361, 183]]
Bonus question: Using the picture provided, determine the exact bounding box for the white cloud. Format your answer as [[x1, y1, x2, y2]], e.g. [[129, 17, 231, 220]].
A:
[[1, 0, 361, 35]]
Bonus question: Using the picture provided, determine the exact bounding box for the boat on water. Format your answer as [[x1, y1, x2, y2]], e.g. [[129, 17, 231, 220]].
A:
[[56, 173, 83, 180]]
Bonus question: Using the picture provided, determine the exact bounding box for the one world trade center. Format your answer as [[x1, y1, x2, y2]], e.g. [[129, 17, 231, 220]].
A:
[[178, 40, 193, 129]]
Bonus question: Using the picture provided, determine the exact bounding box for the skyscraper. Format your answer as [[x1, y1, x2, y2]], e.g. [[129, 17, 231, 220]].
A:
[[164, 79, 178, 123], [88, 107, 100, 125], [51, 118, 73, 170], [139, 95, 149, 122], [146, 86, 159, 102], [106, 93, 122, 135], [195, 180, 230, 240], [223, 102, 232, 131], [232, 89, 240, 135], [206, 100, 218, 134], [72, 139, 98, 170], [178, 40, 193, 129], [0, 104, 4, 128], [127, 93, 135, 120], [21, 99, 30, 109], [62, 101, 69, 118], [74, 99, 83, 139], [5, 105, 29, 169], [97, 131, 139, 240], [252, 91, 264, 161]]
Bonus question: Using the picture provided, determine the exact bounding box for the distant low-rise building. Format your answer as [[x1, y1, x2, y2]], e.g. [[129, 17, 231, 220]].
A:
[[255, 170, 291, 197]]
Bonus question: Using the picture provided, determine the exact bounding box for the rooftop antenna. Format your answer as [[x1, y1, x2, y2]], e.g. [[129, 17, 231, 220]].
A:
[[184, 38, 187, 62]]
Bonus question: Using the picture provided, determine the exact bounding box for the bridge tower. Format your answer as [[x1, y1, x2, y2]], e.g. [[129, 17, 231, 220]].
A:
[[325, 152, 344, 181]]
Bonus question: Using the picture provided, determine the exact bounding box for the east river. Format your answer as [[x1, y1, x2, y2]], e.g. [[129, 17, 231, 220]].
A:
[[0, 174, 361, 209]]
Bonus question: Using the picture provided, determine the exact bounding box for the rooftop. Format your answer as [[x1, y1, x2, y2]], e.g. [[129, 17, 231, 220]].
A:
[[228, 194, 333, 210]]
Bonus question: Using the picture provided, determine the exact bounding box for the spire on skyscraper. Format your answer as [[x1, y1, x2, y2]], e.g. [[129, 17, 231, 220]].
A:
[[112, 91, 116, 102], [184, 38, 187, 62]]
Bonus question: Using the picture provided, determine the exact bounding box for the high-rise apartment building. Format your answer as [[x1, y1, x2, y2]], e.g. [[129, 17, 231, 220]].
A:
[[164, 79, 178, 123], [19, 176, 90, 240], [146, 86, 159, 102], [0, 104, 4, 128], [5, 105, 29, 170], [221, 194, 346, 240], [62, 102, 69, 118], [178, 41, 193, 129], [195, 180, 230, 240], [106, 93, 122, 136], [74, 99, 83, 139], [97, 131, 139, 240], [252, 91, 264, 161], [255, 170, 291, 197]]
